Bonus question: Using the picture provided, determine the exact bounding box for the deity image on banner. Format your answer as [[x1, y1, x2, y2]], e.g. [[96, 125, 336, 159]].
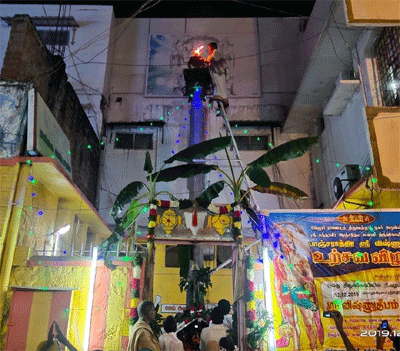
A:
[[272, 223, 324, 351]]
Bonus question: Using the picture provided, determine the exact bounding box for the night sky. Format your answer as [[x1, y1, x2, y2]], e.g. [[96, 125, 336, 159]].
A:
[[1, 0, 317, 18]]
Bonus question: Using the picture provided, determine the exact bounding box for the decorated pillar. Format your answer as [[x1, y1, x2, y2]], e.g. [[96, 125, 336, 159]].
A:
[[143, 201, 157, 301]]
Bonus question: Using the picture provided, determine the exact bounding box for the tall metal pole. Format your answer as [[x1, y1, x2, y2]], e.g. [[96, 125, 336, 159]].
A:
[[187, 86, 205, 307]]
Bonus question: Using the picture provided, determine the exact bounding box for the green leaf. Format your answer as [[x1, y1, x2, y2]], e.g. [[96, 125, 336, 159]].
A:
[[144, 151, 153, 174], [195, 181, 225, 208], [250, 137, 319, 168], [252, 182, 309, 200], [115, 200, 144, 235], [126, 200, 143, 223], [111, 182, 145, 218], [164, 137, 232, 164], [246, 166, 271, 188], [148, 164, 217, 182]]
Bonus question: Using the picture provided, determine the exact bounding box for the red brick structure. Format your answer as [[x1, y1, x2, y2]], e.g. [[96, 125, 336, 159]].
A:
[[1, 15, 100, 205]]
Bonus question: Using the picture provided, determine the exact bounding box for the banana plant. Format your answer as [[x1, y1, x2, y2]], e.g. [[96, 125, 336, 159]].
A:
[[100, 138, 233, 270], [101, 135, 318, 267], [155, 135, 319, 238]]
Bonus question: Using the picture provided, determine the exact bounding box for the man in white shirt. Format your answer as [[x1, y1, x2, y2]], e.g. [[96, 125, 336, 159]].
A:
[[159, 316, 184, 351], [200, 307, 228, 351]]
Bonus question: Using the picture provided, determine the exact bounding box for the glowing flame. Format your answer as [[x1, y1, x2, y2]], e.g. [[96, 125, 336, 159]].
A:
[[194, 45, 203, 56]]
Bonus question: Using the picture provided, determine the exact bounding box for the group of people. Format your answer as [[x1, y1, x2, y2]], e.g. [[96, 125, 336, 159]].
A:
[[331, 310, 400, 351], [128, 299, 234, 351]]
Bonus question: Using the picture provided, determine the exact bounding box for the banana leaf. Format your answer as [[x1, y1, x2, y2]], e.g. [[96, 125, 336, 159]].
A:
[[110, 181, 145, 219], [115, 200, 143, 235], [252, 182, 309, 200], [195, 181, 225, 209], [163, 136, 232, 164], [144, 151, 153, 174], [249, 136, 318, 168], [246, 165, 271, 188], [148, 164, 217, 182]]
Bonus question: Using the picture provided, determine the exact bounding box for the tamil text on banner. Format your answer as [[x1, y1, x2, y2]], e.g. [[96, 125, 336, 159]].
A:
[[266, 210, 400, 351]]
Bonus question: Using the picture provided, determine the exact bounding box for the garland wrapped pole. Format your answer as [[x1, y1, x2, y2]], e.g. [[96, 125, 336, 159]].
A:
[[130, 253, 144, 325], [143, 201, 157, 301], [232, 203, 246, 351]]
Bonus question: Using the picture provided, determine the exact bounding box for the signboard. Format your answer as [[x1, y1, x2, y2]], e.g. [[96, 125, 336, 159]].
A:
[[266, 210, 400, 351], [27, 89, 72, 177], [366, 106, 400, 190], [161, 304, 186, 314]]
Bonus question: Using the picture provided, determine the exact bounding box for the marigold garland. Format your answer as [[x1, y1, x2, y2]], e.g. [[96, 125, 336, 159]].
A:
[[232, 205, 242, 243], [149, 199, 242, 243]]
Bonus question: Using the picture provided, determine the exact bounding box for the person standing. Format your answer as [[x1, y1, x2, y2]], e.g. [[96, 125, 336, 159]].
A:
[[128, 301, 161, 351], [204, 42, 229, 109], [200, 307, 228, 351], [159, 316, 184, 351], [218, 299, 233, 330]]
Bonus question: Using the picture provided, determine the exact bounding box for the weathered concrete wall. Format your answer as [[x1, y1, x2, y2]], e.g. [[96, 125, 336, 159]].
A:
[[0, 15, 100, 205]]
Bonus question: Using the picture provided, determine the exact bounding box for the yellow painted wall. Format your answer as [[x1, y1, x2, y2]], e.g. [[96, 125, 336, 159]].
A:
[[154, 244, 186, 310], [104, 266, 130, 351], [335, 181, 400, 210], [10, 265, 90, 350], [0, 164, 20, 265], [9, 264, 131, 351], [345, 0, 400, 24], [153, 244, 233, 314]]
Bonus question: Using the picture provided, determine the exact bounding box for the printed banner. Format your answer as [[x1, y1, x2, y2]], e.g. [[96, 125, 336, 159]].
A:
[[266, 210, 400, 351]]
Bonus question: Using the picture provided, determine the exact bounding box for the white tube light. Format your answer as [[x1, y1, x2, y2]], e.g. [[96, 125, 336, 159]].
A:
[[54, 224, 71, 236], [83, 246, 98, 351], [263, 248, 276, 351]]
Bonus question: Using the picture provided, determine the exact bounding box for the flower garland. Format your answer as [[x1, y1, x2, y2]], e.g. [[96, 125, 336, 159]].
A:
[[130, 253, 144, 325], [152, 199, 242, 243], [232, 205, 242, 243], [175, 304, 211, 325], [245, 255, 256, 328], [147, 201, 158, 243], [156, 199, 193, 209]]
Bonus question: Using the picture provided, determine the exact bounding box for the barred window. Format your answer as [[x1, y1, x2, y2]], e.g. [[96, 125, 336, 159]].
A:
[[375, 27, 400, 107], [232, 135, 270, 151]]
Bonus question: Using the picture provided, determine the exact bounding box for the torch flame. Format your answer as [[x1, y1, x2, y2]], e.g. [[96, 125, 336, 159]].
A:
[[194, 45, 204, 56]]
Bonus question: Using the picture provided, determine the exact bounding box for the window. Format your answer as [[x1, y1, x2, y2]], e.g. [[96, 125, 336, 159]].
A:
[[134, 133, 153, 150], [165, 245, 179, 267], [232, 135, 270, 151], [375, 27, 400, 106], [216, 246, 232, 268], [115, 133, 134, 149], [36, 29, 70, 47], [114, 133, 153, 150]]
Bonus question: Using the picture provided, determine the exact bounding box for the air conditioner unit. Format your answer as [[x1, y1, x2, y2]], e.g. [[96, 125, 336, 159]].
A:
[[332, 165, 361, 200]]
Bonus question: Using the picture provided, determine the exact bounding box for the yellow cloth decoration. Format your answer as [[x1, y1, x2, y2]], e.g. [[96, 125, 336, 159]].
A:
[[131, 298, 140, 308], [255, 290, 264, 300], [246, 300, 256, 311]]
